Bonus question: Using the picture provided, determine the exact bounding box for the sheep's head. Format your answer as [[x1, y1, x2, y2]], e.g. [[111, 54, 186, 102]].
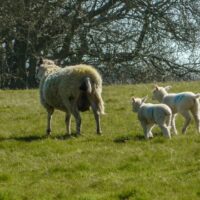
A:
[[152, 85, 171, 102], [131, 96, 147, 112], [35, 57, 46, 81], [35, 66, 46, 82], [40, 58, 55, 66], [35, 57, 60, 81]]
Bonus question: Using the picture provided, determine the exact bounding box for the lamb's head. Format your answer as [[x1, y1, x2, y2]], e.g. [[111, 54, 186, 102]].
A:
[[152, 85, 171, 102], [131, 96, 147, 112]]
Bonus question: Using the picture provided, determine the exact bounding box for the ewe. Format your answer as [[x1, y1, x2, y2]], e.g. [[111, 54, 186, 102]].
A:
[[36, 58, 105, 136], [131, 96, 172, 139], [152, 85, 200, 134]]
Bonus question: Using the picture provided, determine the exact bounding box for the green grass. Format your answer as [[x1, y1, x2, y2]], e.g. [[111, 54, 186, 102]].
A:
[[0, 81, 200, 199]]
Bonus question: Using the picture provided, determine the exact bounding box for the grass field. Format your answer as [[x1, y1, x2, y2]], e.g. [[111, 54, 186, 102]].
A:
[[0, 81, 200, 200]]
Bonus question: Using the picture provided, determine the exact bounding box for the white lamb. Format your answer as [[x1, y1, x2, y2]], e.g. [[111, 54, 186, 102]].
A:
[[131, 96, 172, 139], [152, 85, 200, 134], [36, 58, 105, 136]]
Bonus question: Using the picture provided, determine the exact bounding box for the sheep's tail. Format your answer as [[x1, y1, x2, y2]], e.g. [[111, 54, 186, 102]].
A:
[[94, 90, 105, 115], [81, 77, 105, 115], [80, 77, 92, 93], [85, 77, 92, 93]]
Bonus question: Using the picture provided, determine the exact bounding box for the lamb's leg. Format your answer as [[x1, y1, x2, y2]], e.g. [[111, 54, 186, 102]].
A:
[[191, 108, 200, 134], [159, 125, 171, 139], [46, 108, 54, 136], [91, 102, 102, 134], [171, 114, 178, 135], [180, 110, 191, 134], [146, 124, 154, 138], [140, 121, 149, 139], [65, 112, 72, 136], [166, 113, 172, 129]]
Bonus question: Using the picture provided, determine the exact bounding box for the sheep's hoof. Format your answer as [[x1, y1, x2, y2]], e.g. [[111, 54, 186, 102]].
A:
[[45, 134, 51, 138], [75, 133, 82, 138], [97, 131, 102, 135], [64, 134, 73, 139], [46, 129, 51, 137], [181, 129, 186, 134]]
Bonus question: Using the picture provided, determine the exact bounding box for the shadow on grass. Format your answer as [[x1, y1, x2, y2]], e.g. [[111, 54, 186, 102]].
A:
[[51, 133, 80, 140], [0, 133, 79, 142], [0, 134, 45, 142], [113, 134, 145, 143], [113, 132, 164, 143]]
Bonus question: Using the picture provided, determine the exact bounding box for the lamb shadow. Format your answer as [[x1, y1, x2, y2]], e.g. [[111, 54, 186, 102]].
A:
[[134, 134, 146, 141], [113, 134, 145, 143]]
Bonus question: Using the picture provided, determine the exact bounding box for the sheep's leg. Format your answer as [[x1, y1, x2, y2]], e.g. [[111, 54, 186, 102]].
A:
[[72, 107, 81, 135], [180, 111, 191, 134], [46, 108, 54, 136], [65, 112, 72, 136], [171, 114, 178, 135], [191, 108, 200, 134], [91, 102, 102, 134], [159, 125, 171, 139]]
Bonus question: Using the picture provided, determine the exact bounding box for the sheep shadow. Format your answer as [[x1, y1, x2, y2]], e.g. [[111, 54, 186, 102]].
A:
[[0, 133, 79, 143], [14, 135, 45, 142], [0, 135, 45, 142], [51, 133, 80, 140]]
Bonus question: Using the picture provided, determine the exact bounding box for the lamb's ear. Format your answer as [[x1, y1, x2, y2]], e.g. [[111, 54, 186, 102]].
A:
[[164, 86, 172, 91], [142, 96, 148, 103], [131, 97, 135, 103], [154, 84, 159, 90]]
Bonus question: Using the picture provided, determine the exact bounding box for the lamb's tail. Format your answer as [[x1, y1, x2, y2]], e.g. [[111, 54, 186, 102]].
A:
[[193, 93, 200, 113], [195, 93, 200, 99], [193, 93, 200, 108]]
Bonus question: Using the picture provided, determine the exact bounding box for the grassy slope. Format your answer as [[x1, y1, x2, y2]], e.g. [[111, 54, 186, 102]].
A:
[[0, 81, 200, 200]]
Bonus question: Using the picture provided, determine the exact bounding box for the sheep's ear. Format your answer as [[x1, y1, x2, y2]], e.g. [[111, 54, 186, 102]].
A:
[[165, 86, 172, 91], [54, 59, 59, 65], [39, 57, 44, 66], [142, 96, 148, 103]]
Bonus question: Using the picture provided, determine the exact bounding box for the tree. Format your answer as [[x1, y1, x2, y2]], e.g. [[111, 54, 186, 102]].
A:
[[1, 0, 200, 88]]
